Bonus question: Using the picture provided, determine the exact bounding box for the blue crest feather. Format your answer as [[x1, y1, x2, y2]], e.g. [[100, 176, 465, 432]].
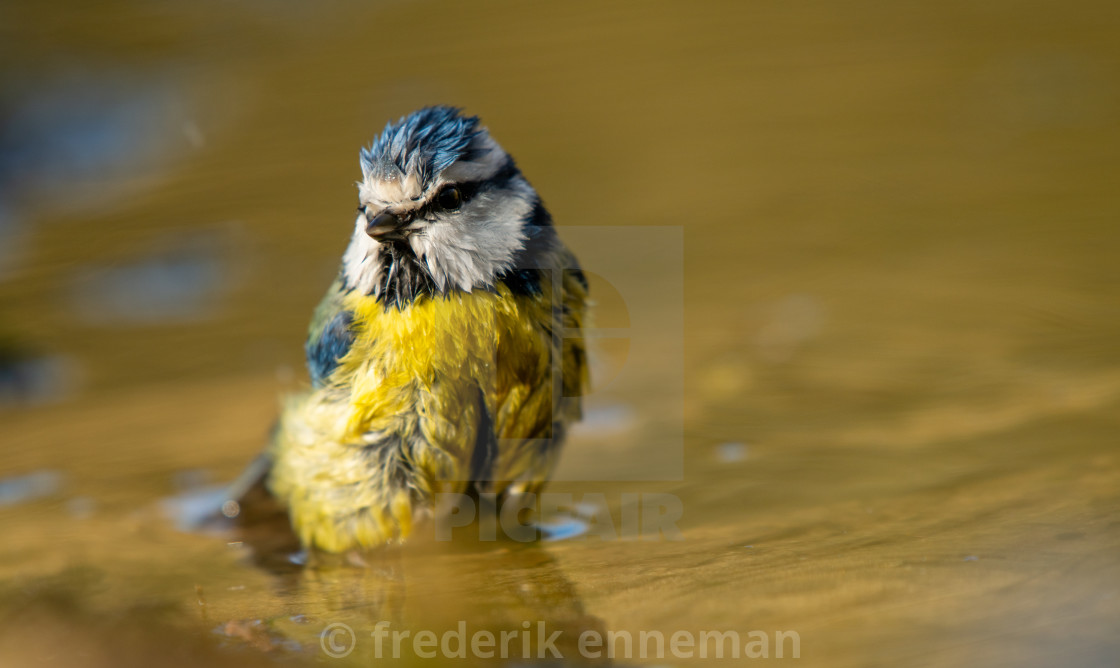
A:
[[359, 106, 482, 186]]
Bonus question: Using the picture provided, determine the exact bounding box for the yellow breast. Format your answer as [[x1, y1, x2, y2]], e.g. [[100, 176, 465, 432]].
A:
[[267, 271, 587, 550], [336, 284, 553, 443]]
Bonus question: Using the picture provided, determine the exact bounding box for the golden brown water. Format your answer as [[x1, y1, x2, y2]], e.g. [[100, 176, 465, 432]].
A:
[[2, 1, 1120, 666]]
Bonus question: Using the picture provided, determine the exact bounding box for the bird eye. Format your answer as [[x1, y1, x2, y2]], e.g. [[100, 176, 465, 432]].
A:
[[436, 186, 462, 211]]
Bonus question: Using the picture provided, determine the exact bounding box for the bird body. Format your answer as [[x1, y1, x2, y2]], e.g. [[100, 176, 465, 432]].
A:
[[258, 107, 587, 552]]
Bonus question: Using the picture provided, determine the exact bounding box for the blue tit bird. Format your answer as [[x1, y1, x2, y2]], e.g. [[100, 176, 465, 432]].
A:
[[243, 106, 588, 552]]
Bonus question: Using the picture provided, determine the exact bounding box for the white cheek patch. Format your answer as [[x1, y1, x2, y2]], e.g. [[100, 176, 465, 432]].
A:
[[341, 214, 381, 295], [409, 178, 535, 292]]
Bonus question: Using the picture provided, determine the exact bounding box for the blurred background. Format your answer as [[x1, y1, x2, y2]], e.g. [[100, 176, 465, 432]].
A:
[[2, 1, 1119, 666]]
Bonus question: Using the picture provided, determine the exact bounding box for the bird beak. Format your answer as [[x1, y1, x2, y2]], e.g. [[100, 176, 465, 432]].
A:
[[365, 212, 406, 241]]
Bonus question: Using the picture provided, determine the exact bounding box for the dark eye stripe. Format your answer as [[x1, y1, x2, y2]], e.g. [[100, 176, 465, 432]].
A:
[[413, 156, 521, 219], [361, 157, 521, 221], [447, 158, 518, 202]]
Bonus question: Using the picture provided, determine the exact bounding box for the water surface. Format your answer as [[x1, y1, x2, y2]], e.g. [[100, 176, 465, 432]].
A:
[[2, 1, 1119, 666]]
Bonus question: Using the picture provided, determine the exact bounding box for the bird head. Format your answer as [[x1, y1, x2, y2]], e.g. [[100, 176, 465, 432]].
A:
[[341, 106, 550, 305]]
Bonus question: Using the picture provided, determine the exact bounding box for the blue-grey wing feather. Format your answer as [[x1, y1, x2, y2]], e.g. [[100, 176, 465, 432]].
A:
[[305, 278, 355, 388]]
